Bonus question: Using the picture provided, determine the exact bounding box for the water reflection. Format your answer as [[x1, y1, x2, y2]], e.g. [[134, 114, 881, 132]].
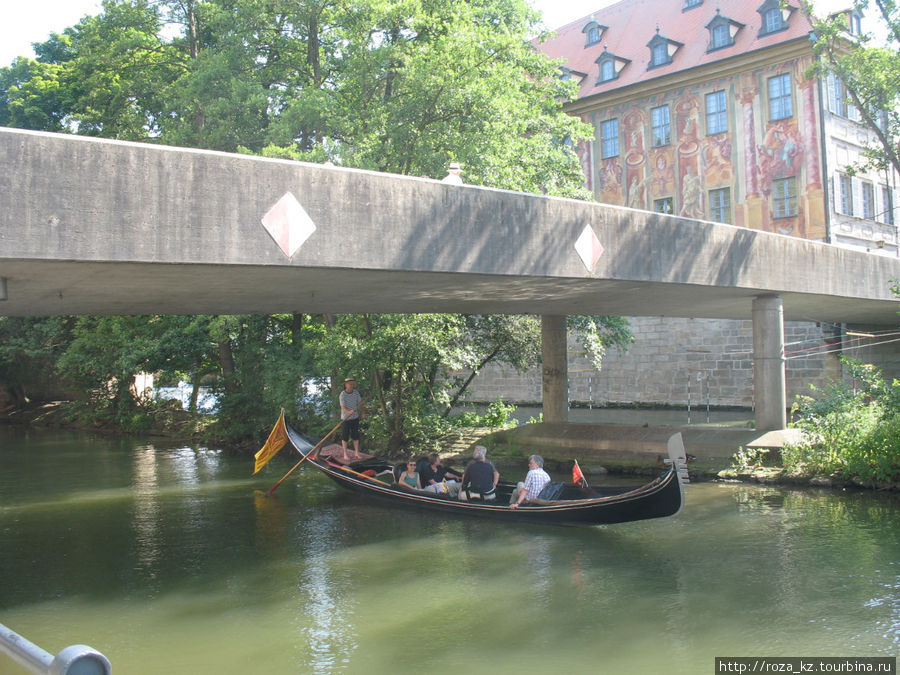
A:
[[132, 444, 161, 585], [297, 511, 358, 673]]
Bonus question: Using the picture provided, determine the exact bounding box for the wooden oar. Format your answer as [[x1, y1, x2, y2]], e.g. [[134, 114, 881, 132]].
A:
[[325, 460, 391, 484], [266, 419, 343, 496]]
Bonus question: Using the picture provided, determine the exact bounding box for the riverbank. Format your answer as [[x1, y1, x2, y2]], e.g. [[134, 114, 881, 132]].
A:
[[450, 421, 900, 492], [0, 400, 212, 438], [4, 401, 897, 491]]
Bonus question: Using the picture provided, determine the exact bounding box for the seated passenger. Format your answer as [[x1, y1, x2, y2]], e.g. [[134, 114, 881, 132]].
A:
[[509, 454, 551, 509], [398, 461, 421, 490], [420, 453, 462, 495], [459, 446, 499, 501]]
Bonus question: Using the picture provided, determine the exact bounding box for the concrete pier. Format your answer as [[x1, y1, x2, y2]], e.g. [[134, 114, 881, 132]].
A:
[[541, 315, 569, 423], [752, 294, 787, 431]]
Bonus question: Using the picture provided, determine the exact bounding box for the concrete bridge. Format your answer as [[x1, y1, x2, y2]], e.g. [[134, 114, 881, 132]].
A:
[[2, 127, 899, 430]]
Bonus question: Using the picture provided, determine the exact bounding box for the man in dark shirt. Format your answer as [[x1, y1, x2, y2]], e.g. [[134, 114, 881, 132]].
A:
[[419, 453, 462, 487], [460, 446, 499, 501]]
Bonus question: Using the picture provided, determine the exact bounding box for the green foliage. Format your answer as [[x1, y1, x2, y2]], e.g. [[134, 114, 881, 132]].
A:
[[0, 0, 591, 194], [567, 315, 634, 369], [0, 317, 73, 403], [787, 358, 900, 482], [452, 398, 517, 427], [731, 446, 771, 470]]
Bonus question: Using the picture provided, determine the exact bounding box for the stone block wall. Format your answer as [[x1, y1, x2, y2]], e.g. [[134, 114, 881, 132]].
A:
[[465, 317, 841, 408]]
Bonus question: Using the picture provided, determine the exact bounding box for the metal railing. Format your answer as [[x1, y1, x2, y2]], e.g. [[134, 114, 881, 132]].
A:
[[0, 623, 111, 675]]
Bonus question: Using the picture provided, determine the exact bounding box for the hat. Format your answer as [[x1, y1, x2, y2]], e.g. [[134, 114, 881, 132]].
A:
[[344, 377, 355, 382], [448, 162, 461, 171]]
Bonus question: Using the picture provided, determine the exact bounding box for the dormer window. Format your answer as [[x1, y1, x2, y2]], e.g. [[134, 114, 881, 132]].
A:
[[683, 0, 702, 9], [706, 10, 744, 51], [595, 47, 631, 83], [583, 20, 607, 47], [647, 29, 683, 69], [832, 8, 864, 36], [758, 0, 793, 36]]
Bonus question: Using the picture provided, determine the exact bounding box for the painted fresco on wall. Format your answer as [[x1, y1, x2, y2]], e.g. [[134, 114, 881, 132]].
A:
[[585, 57, 826, 240]]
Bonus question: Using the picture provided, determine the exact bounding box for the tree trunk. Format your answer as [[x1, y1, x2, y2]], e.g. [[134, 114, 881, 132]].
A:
[[218, 339, 237, 395]]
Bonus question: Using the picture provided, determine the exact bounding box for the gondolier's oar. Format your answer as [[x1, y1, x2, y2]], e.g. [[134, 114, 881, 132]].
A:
[[266, 419, 343, 496]]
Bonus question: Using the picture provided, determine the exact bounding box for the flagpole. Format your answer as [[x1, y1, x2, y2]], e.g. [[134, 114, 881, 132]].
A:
[[266, 419, 343, 496]]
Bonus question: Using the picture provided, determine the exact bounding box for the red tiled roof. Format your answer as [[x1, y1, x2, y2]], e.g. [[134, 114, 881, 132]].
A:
[[538, 0, 814, 101]]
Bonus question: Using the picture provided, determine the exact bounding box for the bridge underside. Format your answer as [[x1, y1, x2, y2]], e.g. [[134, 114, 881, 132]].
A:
[[1, 260, 896, 324]]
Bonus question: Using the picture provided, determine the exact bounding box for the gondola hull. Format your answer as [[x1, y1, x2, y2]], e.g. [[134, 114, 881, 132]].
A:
[[285, 424, 686, 527]]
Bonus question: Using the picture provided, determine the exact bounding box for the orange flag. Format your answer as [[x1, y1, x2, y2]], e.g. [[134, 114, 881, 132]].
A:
[[572, 459, 588, 488], [253, 411, 289, 474]]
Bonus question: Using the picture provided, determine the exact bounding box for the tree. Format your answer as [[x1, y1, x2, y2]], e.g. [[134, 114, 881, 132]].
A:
[[0, 317, 73, 405], [803, 0, 900, 178], [1, 0, 591, 193]]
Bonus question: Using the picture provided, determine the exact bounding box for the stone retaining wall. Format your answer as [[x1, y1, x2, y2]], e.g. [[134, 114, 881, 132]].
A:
[[466, 317, 841, 407]]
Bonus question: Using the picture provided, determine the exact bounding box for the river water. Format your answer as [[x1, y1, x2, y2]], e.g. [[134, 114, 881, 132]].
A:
[[1, 426, 897, 674]]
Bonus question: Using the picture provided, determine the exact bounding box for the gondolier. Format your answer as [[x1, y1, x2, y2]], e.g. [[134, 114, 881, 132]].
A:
[[339, 377, 365, 459]]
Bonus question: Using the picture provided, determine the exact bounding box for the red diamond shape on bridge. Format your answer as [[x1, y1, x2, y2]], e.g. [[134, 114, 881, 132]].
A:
[[261, 192, 316, 258], [574, 225, 604, 272]]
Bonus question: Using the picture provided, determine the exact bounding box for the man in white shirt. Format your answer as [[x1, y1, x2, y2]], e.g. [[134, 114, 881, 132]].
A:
[[509, 455, 551, 509]]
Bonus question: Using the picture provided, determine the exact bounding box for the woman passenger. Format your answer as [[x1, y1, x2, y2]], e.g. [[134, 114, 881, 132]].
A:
[[398, 461, 421, 490]]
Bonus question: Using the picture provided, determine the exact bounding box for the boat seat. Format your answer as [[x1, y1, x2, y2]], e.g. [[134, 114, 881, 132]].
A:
[[458, 488, 496, 502], [536, 482, 565, 501]]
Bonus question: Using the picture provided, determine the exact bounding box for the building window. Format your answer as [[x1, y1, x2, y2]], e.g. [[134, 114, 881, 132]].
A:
[[773, 177, 797, 218], [595, 49, 629, 84], [862, 181, 875, 219], [828, 73, 848, 117], [651, 42, 669, 66], [763, 8, 783, 33], [709, 188, 732, 223], [654, 197, 674, 214], [882, 185, 894, 225], [600, 119, 619, 159], [768, 73, 793, 121], [849, 11, 862, 35], [583, 21, 606, 47], [758, 0, 789, 36], [647, 32, 682, 69], [600, 59, 615, 82], [651, 105, 671, 146], [839, 174, 854, 215], [706, 11, 743, 51], [705, 91, 727, 135], [711, 24, 730, 48], [684, 0, 702, 9]]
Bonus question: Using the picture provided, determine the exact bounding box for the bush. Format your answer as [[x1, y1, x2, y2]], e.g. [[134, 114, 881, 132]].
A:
[[787, 358, 900, 483]]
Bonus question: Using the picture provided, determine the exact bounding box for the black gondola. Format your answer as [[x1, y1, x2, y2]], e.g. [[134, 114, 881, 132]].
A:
[[284, 423, 689, 526]]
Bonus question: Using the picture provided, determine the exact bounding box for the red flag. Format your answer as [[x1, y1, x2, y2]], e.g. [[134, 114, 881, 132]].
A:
[[253, 411, 289, 474], [572, 459, 588, 488]]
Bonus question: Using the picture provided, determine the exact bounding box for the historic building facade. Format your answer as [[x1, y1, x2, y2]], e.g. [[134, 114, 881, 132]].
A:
[[467, 0, 898, 410], [539, 0, 897, 249]]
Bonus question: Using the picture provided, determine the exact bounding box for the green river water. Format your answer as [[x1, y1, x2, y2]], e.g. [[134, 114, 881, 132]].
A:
[[0, 426, 897, 674]]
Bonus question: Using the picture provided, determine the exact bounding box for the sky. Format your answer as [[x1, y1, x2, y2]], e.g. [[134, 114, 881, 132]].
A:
[[0, 0, 614, 66], [0, 0, 865, 67]]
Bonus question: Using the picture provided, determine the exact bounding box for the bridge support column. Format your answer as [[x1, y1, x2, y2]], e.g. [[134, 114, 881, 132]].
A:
[[752, 294, 787, 431], [541, 315, 568, 423]]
